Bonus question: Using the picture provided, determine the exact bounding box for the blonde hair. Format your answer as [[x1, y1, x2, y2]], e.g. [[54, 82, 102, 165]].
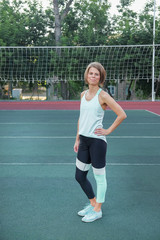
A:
[[84, 62, 106, 87]]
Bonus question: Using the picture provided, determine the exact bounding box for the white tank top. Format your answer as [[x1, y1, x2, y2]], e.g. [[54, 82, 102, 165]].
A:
[[79, 88, 106, 142]]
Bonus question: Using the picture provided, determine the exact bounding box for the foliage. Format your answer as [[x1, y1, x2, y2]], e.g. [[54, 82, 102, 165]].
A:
[[0, 0, 160, 99], [61, 0, 111, 46]]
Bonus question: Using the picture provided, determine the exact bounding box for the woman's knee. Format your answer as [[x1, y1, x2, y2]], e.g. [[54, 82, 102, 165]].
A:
[[75, 167, 87, 184]]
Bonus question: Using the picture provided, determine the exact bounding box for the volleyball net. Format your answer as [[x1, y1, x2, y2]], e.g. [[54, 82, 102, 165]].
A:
[[0, 45, 160, 100]]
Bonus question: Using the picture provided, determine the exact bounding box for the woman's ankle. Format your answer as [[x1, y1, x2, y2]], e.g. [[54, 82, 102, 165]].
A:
[[89, 197, 96, 207], [94, 202, 102, 212]]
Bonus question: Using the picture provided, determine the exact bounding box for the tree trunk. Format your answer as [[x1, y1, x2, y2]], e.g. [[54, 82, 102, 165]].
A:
[[53, 0, 73, 46], [118, 79, 126, 100], [127, 79, 133, 100], [53, 0, 74, 99], [130, 78, 138, 100], [61, 81, 69, 100], [53, 0, 61, 46]]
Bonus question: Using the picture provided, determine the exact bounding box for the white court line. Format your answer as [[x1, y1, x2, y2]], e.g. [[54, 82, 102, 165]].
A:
[[0, 162, 160, 166], [0, 162, 75, 165], [0, 122, 76, 125], [107, 163, 160, 166], [0, 136, 75, 139], [0, 136, 159, 139], [145, 110, 160, 117], [0, 122, 160, 125], [0, 109, 144, 111]]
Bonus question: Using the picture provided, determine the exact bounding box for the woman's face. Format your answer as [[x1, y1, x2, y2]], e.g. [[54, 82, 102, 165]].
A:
[[87, 67, 100, 86]]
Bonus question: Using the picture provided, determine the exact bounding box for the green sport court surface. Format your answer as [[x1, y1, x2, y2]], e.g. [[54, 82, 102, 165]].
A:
[[0, 107, 160, 240]]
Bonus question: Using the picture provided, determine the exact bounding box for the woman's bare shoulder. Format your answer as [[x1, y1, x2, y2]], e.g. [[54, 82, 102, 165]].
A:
[[100, 89, 111, 100], [81, 90, 87, 99], [99, 89, 117, 108]]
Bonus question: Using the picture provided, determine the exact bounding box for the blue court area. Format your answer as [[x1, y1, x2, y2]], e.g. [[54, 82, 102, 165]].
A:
[[0, 109, 160, 240]]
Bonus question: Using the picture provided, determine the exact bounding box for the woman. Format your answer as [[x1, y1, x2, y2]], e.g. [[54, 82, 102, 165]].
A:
[[74, 62, 127, 223]]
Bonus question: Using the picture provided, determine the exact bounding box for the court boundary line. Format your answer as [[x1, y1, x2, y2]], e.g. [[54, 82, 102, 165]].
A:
[[0, 109, 147, 111], [0, 162, 160, 166], [145, 110, 160, 117], [0, 122, 160, 125], [0, 108, 159, 116], [0, 136, 159, 139]]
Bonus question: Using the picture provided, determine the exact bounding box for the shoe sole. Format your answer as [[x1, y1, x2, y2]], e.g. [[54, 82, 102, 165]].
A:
[[82, 215, 102, 223], [77, 206, 94, 217], [77, 212, 85, 217]]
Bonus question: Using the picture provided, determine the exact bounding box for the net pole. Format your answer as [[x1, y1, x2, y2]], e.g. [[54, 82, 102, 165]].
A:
[[152, 0, 156, 101]]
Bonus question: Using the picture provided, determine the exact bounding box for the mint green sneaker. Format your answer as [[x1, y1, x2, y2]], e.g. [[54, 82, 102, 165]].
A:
[[82, 209, 102, 222], [78, 204, 94, 217]]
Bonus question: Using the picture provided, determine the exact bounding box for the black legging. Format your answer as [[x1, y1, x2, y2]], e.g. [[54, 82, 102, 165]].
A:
[[75, 135, 107, 200], [75, 167, 95, 199]]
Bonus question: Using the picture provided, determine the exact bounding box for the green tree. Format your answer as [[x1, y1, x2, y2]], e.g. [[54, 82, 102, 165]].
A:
[[138, 1, 160, 44], [109, 0, 160, 45], [23, 0, 48, 46], [0, 0, 27, 46], [52, 0, 74, 46], [62, 0, 111, 46], [0, 0, 50, 46], [109, 0, 138, 45], [108, 0, 160, 99], [49, 0, 111, 99]]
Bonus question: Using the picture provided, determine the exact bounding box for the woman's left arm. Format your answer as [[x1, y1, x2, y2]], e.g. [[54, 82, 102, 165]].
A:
[[94, 91, 127, 136]]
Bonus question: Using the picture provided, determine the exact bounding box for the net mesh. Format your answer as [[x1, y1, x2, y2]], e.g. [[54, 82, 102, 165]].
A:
[[0, 45, 160, 82]]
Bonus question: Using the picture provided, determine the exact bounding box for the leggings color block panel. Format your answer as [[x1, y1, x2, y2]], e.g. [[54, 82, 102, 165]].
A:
[[75, 135, 107, 203]]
